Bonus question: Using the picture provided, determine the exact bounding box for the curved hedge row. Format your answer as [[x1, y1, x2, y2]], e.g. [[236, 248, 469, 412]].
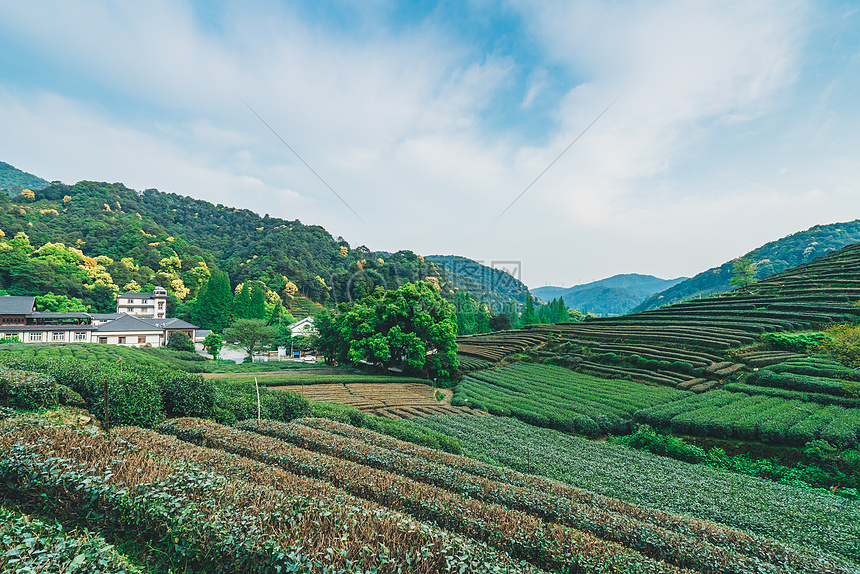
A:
[[0, 356, 215, 427]]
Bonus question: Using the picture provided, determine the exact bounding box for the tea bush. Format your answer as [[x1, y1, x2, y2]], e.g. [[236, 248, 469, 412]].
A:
[[0, 356, 216, 427], [0, 367, 58, 410]]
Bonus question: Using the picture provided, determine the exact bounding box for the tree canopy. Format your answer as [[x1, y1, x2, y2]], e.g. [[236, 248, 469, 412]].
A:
[[223, 318, 278, 359], [316, 282, 458, 379]]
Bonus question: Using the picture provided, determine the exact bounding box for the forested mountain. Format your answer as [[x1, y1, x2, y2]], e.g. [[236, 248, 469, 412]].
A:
[[532, 274, 686, 316], [425, 255, 529, 314], [631, 220, 860, 313], [0, 178, 449, 310], [0, 166, 527, 319], [0, 161, 50, 194]]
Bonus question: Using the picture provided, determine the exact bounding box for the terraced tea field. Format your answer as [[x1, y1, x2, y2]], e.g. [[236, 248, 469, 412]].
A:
[[456, 243, 860, 385], [410, 414, 860, 563], [273, 382, 478, 419]]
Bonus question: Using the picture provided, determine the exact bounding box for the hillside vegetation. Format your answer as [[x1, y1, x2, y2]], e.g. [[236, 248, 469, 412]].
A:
[[632, 220, 860, 312], [453, 242, 860, 453], [0, 161, 50, 194]]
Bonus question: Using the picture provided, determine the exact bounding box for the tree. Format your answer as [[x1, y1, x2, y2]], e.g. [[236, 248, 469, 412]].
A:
[[250, 283, 266, 319], [521, 293, 539, 326], [166, 331, 195, 352], [192, 269, 232, 331], [729, 256, 758, 288], [202, 332, 223, 360], [35, 292, 89, 313], [223, 318, 278, 360], [316, 281, 458, 379], [488, 313, 512, 331], [233, 281, 252, 319]]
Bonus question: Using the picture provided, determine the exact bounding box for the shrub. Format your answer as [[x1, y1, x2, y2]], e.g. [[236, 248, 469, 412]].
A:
[[57, 384, 86, 407], [0, 357, 163, 427], [804, 439, 837, 461], [309, 401, 367, 426], [816, 323, 860, 368], [145, 367, 215, 417], [761, 331, 827, 353], [165, 331, 195, 352], [0, 368, 58, 410], [276, 391, 311, 421]]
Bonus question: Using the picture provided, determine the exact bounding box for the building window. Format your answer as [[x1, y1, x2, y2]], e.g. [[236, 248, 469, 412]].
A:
[[158, 302, 164, 310], [5, 333, 17, 340], [118, 336, 126, 344], [74, 332, 87, 341], [138, 336, 146, 344], [52, 332, 65, 342], [98, 337, 107, 344], [29, 332, 43, 342]]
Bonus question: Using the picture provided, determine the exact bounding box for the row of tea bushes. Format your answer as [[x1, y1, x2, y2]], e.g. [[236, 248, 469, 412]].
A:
[[238, 418, 835, 574], [410, 414, 860, 564], [0, 505, 144, 574], [0, 418, 528, 574], [161, 417, 691, 574], [0, 356, 214, 427], [635, 390, 860, 447]]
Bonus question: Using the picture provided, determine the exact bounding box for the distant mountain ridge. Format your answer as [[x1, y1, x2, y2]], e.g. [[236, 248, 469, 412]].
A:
[[0, 161, 50, 193], [532, 274, 686, 316], [631, 220, 860, 313]]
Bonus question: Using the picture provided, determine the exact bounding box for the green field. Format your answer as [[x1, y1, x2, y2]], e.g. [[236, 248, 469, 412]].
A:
[[635, 389, 860, 447], [453, 362, 687, 435], [409, 414, 860, 562]]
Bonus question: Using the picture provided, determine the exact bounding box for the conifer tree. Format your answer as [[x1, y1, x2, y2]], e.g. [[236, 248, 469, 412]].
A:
[[250, 283, 266, 319], [233, 281, 252, 319], [522, 293, 539, 326], [193, 269, 232, 331]]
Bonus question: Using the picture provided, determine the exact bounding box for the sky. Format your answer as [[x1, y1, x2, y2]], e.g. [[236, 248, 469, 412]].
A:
[[1, 1, 859, 289]]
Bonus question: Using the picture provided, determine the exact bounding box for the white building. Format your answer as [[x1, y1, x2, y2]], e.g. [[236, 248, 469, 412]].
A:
[[0, 295, 196, 348], [116, 286, 168, 318], [288, 316, 316, 337]]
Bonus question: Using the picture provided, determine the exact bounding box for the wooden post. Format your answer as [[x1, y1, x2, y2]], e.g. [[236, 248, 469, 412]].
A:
[[103, 378, 109, 434], [255, 376, 261, 422]]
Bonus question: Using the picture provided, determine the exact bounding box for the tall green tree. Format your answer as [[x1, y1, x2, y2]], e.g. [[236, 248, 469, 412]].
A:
[[316, 282, 458, 379], [729, 256, 758, 288], [233, 281, 252, 319], [521, 293, 539, 326], [250, 283, 266, 320], [192, 269, 232, 331]]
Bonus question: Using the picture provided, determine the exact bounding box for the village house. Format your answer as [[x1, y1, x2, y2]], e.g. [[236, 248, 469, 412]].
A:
[[0, 294, 196, 347]]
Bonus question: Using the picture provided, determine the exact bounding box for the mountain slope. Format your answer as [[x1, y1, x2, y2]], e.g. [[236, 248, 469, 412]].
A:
[[533, 274, 686, 316], [0, 161, 50, 193], [631, 220, 860, 313], [425, 255, 529, 312], [0, 163, 523, 312]]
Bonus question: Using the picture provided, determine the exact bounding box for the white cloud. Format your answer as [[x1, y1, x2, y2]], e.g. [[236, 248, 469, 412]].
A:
[[2, 0, 858, 289]]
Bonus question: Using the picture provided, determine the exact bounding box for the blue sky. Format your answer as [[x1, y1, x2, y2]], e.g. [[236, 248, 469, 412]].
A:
[[1, 1, 858, 289]]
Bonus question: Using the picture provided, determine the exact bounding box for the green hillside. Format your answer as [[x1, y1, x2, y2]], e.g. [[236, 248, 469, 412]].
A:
[[0, 164, 529, 317], [632, 220, 860, 312], [454, 242, 860, 450], [0, 161, 50, 194], [425, 254, 529, 313]]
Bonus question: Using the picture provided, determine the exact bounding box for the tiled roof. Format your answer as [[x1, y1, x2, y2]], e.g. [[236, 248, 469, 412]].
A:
[[0, 296, 37, 315], [139, 317, 198, 330], [117, 292, 158, 299], [96, 315, 198, 333], [96, 314, 164, 333]]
